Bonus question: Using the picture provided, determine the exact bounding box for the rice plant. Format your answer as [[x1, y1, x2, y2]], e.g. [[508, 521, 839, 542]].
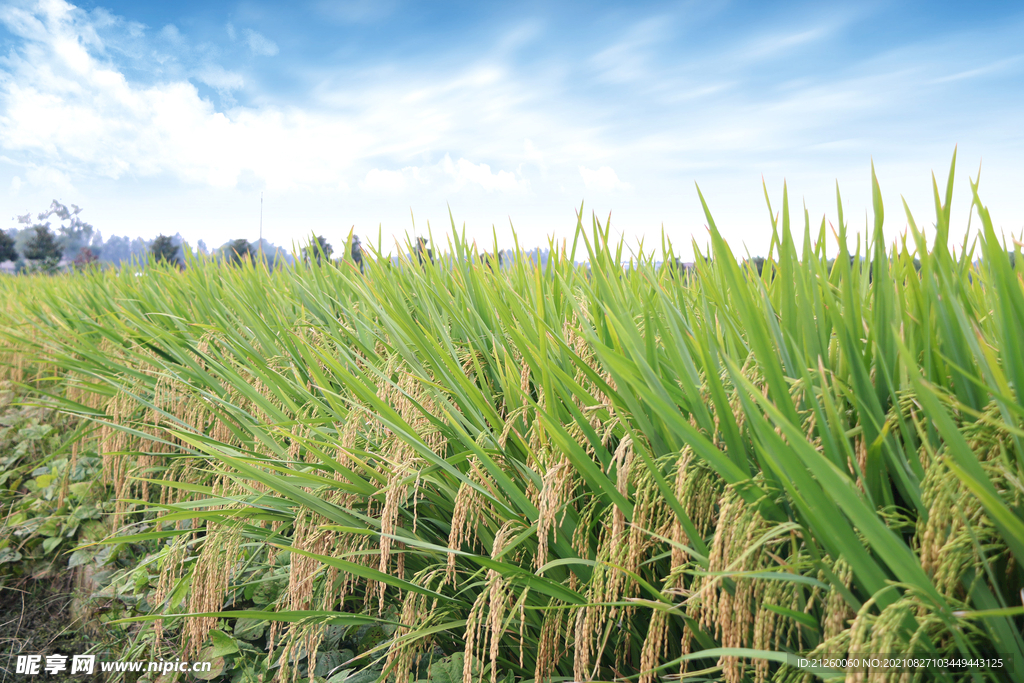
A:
[[1, 154, 1022, 682]]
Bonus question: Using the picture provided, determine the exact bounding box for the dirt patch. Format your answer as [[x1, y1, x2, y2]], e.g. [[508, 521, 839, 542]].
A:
[[0, 573, 105, 682]]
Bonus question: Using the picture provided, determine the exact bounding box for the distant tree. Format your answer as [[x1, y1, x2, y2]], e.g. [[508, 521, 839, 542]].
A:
[[661, 257, 695, 279], [23, 225, 62, 266], [250, 239, 268, 268], [742, 256, 777, 280], [413, 237, 433, 265], [226, 239, 254, 266], [73, 247, 99, 270], [151, 234, 180, 266], [13, 225, 37, 260], [130, 237, 151, 261], [0, 229, 16, 263], [522, 247, 549, 268], [16, 200, 96, 261], [481, 251, 502, 271], [54, 204, 94, 260], [304, 235, 333, 266], [88, 231, 104, 260], [100, 236, 127, 265], [351, 235, 364, 273]]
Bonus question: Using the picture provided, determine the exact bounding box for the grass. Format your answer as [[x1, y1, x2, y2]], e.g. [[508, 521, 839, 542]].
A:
[[0, 152, 1022, 683]]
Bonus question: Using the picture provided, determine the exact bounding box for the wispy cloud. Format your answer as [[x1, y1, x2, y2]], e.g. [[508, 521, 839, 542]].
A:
[[930, 55, 1024, 84], [242, 28, 278, 57], [729, 25, 831, 64], [589, 16, 672, 84], [195, 64, 245, 92]]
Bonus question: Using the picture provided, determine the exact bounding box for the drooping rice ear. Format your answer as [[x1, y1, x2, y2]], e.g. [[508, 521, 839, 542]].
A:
[[185, 524, 242, 657]]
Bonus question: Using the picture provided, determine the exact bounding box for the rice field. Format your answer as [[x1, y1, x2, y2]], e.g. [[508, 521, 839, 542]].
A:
[[2, 160, 1023, 682]]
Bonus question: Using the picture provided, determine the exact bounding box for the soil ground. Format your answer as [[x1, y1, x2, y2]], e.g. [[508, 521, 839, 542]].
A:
[[0, 574, 105, 682]]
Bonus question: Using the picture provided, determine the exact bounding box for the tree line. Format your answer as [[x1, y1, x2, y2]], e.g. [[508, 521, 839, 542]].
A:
[[2, 200, 173, 273], [0, 201, 304, 273]]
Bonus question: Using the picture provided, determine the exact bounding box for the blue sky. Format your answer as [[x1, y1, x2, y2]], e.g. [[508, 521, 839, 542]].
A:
[[1, 0, 1022, 257]]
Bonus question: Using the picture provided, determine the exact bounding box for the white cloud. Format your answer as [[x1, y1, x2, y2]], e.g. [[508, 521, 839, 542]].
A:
[[360, 155, 527, 195], [520, 138, 547, 177], [196, 65, 244, 92], [441, 154, 523, 193], [25, 165, 74, 193], [0, 2, 545, 197], [579, 166, 630, 192], [360, 168, 409, 193], [243, 29, 278, 57], [0, 3, 366, 189], [160, 23, 184, 46]]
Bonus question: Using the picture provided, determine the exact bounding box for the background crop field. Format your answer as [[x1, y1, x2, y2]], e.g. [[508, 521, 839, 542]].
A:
[[2, 161, 1023, 683]]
